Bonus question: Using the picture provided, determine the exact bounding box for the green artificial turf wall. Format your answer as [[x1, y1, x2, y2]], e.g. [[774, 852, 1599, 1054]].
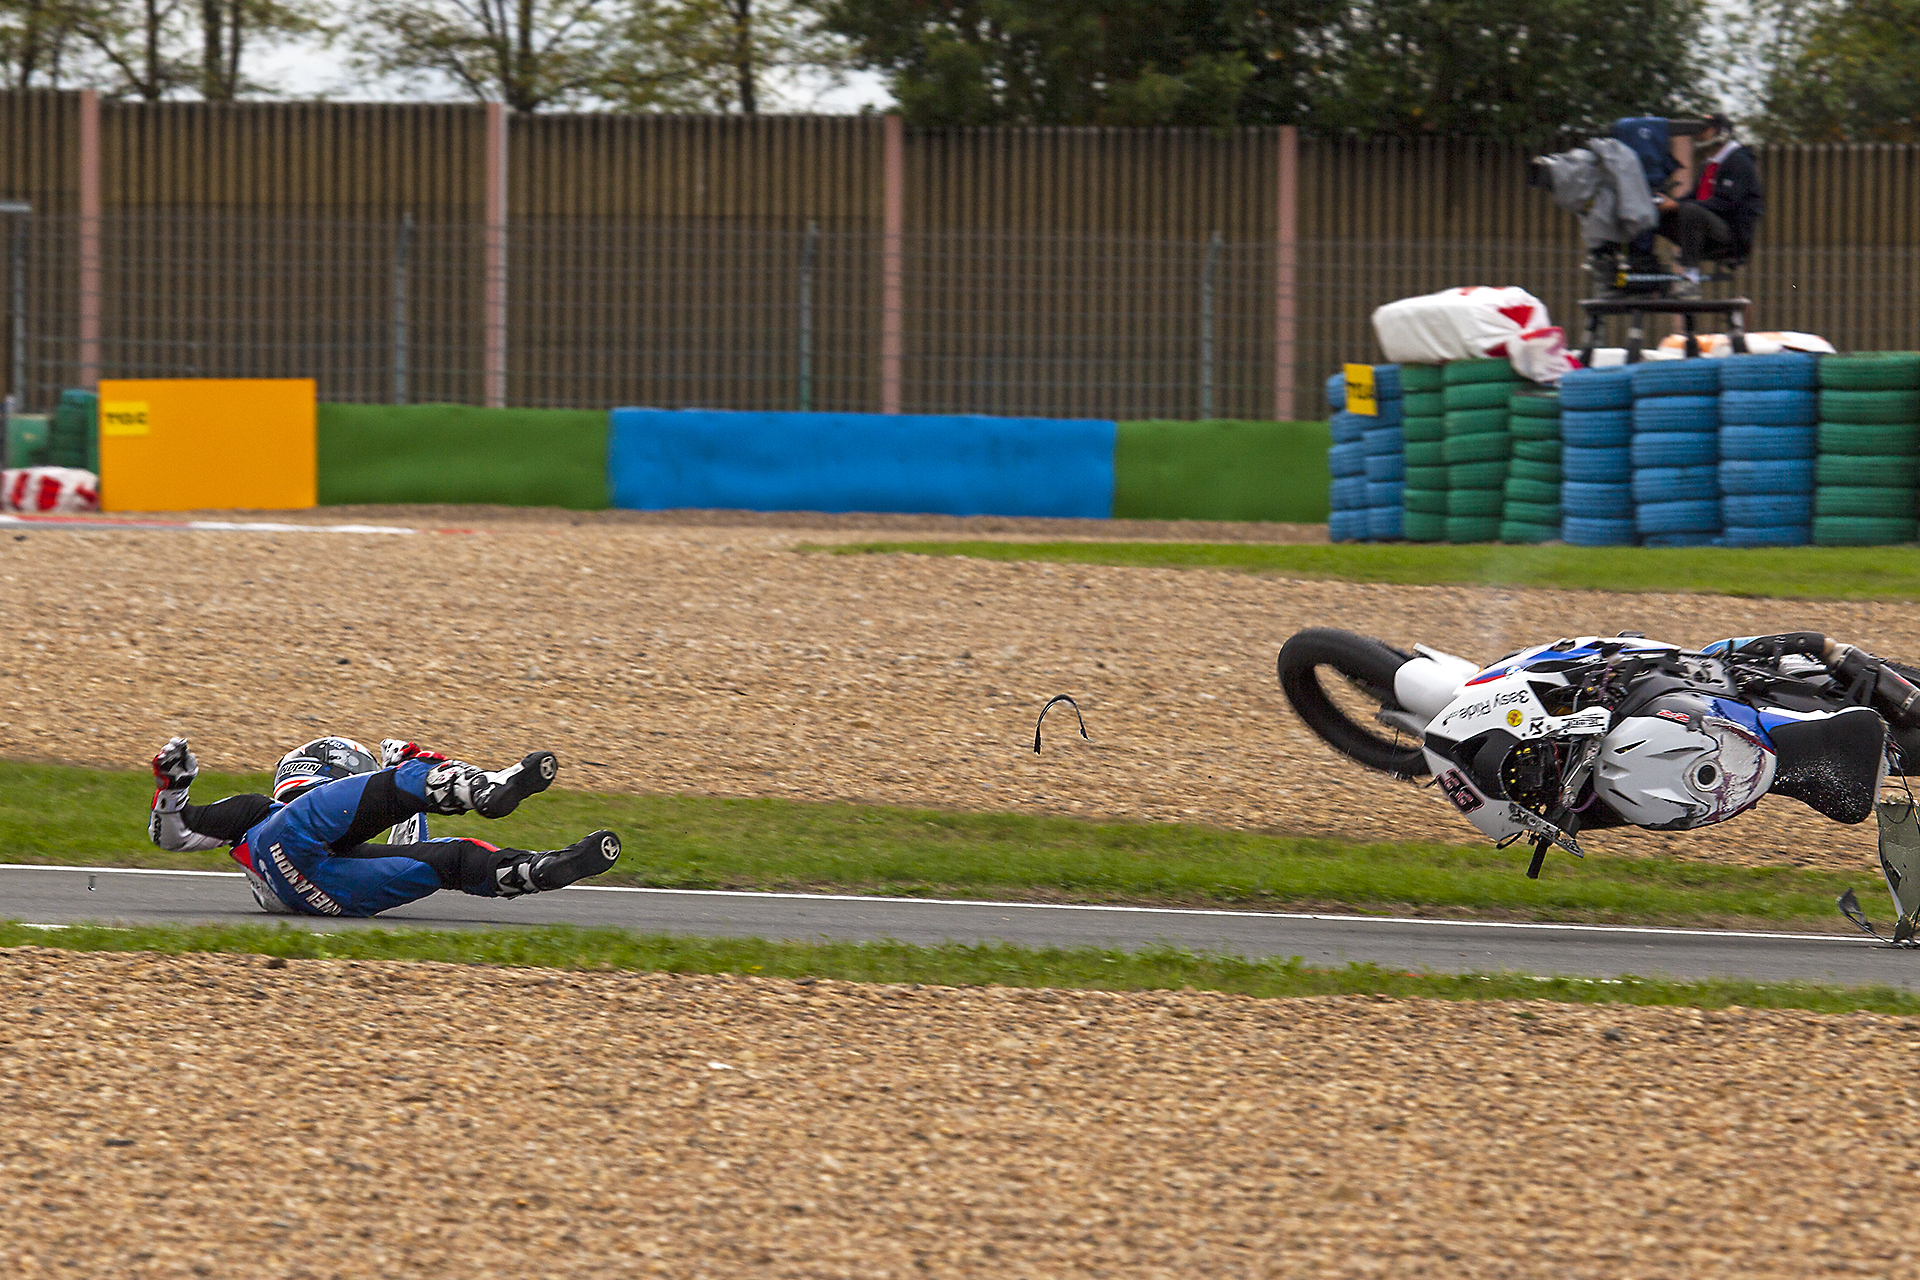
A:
[[317, 403, 610, 509], [1113, 419, 1332, 522]]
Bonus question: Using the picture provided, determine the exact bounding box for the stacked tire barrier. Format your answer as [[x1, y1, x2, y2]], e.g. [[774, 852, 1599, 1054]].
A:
[[1814, 353, 1920, 547], [1719, 353, 1818, 547], [1441, 358, 1522, 543], [1558, 367, 1636, 546], [1399, 364, 1446, 542], [1630, 360, 1722, 548], [1502, 389, 1561, 543], [1326, 372, 1370, 542], [1362, 364, 1406, 541]]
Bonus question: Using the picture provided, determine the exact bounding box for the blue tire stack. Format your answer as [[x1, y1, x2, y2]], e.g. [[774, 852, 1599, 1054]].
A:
[[1630, 360, 1722, 547], [1718, 352, 1817, 546], [1326, 371, 1369, 542], [1362, 364, 1406, 540], [1558, 367, 1636, 545]]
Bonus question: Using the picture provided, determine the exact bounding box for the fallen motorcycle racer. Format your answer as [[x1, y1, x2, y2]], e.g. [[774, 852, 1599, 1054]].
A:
[[148, 737, 621, 916]]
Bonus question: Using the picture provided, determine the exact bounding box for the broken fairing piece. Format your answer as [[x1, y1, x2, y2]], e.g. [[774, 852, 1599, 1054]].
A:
[[1837, 795, 1920, 945], [1033, 695, 1090, 754]]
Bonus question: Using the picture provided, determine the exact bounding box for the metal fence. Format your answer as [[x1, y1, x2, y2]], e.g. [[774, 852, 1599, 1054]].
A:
[[3, 92, 1918, 421], [6, 213, 1280, 420]]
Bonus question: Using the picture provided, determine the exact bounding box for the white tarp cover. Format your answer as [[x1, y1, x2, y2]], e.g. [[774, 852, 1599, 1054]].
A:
[[1372, 286, 1579, 383]]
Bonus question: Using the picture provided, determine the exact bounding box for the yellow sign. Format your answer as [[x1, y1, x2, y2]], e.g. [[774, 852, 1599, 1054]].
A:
[[98, 378, 316, 513], [1343, 363, 1377, 416], [101, 401, 150, 436]]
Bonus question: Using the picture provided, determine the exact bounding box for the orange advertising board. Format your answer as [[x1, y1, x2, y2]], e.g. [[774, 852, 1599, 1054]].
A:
[[97, 378, 316, 512]]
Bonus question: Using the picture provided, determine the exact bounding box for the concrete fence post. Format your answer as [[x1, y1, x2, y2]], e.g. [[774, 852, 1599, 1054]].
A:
[[880, 114, 904, 415], [77, 89, 100, 392], [483, 102, 507, 410]]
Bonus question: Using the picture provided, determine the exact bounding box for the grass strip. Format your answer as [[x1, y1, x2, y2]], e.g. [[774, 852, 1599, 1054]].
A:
[[822, 540, 1920, 603], [4, 921, 1916, 1017], [0, 761, 1867, 929]]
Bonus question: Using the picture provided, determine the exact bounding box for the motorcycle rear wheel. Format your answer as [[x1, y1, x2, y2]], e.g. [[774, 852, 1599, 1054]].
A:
[[1277, 628, 1431, 778]]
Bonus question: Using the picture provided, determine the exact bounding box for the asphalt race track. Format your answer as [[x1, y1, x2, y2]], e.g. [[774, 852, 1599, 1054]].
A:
[[3, 863, 1915, 988]]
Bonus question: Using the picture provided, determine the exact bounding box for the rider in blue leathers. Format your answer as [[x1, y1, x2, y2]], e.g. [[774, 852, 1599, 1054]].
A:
[[148, 737, 621, 916]]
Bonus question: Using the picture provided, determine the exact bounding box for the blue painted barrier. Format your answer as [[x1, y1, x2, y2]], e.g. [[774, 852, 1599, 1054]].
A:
[[608, 409, 1118, 518]]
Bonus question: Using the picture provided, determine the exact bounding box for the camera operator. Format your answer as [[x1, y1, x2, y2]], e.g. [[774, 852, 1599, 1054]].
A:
[[1653, 113, 1763, 297]]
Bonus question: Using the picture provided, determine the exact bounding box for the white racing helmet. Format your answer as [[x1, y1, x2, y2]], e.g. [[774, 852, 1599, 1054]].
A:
[[1592, 693, 1775, 830], [273, 736, 379, 803]]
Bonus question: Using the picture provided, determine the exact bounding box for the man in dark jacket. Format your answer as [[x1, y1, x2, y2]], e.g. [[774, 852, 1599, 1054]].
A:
[[1654, 113, 1763, 296]]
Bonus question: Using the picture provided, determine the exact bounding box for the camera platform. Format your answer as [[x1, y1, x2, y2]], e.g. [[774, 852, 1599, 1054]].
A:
[[1577, 295, 1751, 364]]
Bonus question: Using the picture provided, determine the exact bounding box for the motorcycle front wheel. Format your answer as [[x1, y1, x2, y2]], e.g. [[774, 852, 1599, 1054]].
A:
[[1276, 628, 1431, 779]]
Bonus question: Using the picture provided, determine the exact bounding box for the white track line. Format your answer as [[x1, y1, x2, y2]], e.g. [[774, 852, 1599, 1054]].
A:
[[0, 863, 1859, 944]]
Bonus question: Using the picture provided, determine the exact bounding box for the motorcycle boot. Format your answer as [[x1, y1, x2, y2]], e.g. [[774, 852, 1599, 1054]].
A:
[[422, 751, 559, 818], [494, 830, 621, 897]]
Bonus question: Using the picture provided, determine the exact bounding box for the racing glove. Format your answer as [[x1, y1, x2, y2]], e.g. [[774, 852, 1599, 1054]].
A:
[[381, 739, 450, 768], [151, 737, 198, 809]]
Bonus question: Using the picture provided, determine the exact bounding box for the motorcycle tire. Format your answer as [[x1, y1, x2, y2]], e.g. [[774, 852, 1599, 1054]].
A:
[[1562, 445, 1632, 483], [1637, 499, 1722, 535], [1721, 425, 1815, 461], [1633, 395, 1719, 433], [1819, 352, 1920, 392], [1363, 426, 1405, 456], [1365, 506, 1404, 540], [1404, 487, 1448, 514], [1404, 440, 1444, 467], [1817, 454, 1916, 488], [1721, 352, 1819, 392], [1443, 358, 1522, 386], [1815, 485, 1916, 518], [1812, 515, 1917, 546], [1401, 363, 1444, 394], [1720, 524, 1810, 547], [1444, 408, 1508, 437], [1505, 477, 1561, 505], [1719, 389, 1817, 426], [1510, 415, 1560, 442], [1446, 515, 1501, 543], [1404, 391, 1444, 418], [1819, 389, 1920, 424], [1402, 509, 1445, 541], [1509, 391, 1560, 419], [1562, 482, 1634, 519], [1560, 409, 1633, 448], [1631, 465, 1719, 504], [1403, 416, 1444, 444], [1561, 516, 1637, 546], [1324, 371, 1349, 411], [1276, 628, 1429, 778], [1364, 453, 1406, 483], [1721, 458, 1816, 494], [1723, 493, 1813, 526], [1631, 360, 1721, 397], [1448, 461, 1509, 488], [1819, 422, 1920, 457], [1505, 500, 1561, 525], [1442, 431, 1511, 464], [1447, 487, 1505, 517], [1630, 431, 1718, 468], [1513, 437, 1561, 463], [1508, 459, 1563, 484], [1500, 520, 1558, 544], [1559, 367, 1635, 410], [1329, 509, 1369, 542], [1443, 381, 1516, 412]]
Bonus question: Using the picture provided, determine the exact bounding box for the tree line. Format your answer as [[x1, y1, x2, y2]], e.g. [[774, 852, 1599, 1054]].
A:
[[0, 0, 1911, 143]]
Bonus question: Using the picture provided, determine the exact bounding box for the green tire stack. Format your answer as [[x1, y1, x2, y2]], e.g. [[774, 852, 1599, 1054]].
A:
[[48, 389, 98, 473], [1814, 353, 1920, 546], [1441, 358, 1522, 542], [1502, 389, 1561, 542], [1398, 363, 1446, 541]]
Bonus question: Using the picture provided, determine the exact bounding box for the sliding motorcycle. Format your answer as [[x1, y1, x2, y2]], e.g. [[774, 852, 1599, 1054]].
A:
[[1277, 628, 1920, 941]]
